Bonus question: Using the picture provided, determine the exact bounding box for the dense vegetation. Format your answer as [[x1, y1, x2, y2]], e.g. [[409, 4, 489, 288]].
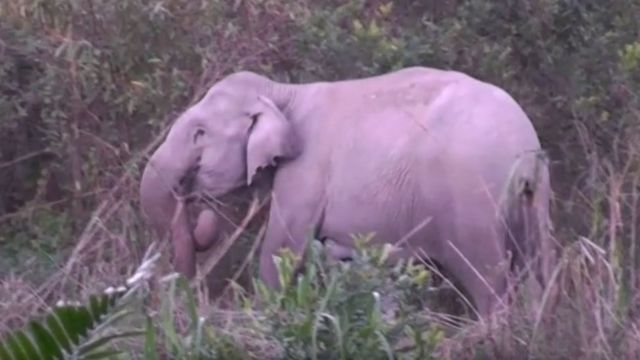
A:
[[1, 0, 639, 358]]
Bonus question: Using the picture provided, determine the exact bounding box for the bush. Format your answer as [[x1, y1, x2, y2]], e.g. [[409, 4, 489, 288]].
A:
[[0, 240, 446, 359]]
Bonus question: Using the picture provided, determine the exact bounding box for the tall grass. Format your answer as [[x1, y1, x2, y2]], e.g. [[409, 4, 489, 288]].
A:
[[2, 153, 640, 358]]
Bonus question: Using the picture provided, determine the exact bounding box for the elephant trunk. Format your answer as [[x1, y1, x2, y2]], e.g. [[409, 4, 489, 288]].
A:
[[140, 146, 179, 238], [169, 199, 196, 278], [140, 142, 198, 277]]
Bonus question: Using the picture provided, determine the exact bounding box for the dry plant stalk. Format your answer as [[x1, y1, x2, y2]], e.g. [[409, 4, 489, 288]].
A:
[[192, 194, 268, 286]]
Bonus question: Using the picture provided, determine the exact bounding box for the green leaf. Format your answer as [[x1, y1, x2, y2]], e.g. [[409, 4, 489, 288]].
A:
[[78, 330, 144, 355], [89, 295, 109, 324], [88, 309, 136, 334], [82, 349, 124, 359], [54, 307, 83, 344], [160, 277, 185, 357], [4, 332, 28, 360], [0, 340, 14, 360], [45, 311, 72, 354], [28, 321, 63, 360], [13, 330, 40, 360], [175, 276, 199, 335], [0, 288, 132, 360], [375, 330, 393, 360], [144, 317, 158, 360]]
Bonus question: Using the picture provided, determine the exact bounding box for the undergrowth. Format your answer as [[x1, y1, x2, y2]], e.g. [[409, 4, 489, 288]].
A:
[[3, 229, 640, 359], [0, 237, 446, 359]]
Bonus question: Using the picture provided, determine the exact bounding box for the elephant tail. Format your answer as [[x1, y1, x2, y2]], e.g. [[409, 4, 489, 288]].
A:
[[502, 151, 554, 288]]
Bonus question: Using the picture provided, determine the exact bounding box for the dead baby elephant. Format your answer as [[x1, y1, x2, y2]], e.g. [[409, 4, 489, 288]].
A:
[[139, 66, 554, 318]]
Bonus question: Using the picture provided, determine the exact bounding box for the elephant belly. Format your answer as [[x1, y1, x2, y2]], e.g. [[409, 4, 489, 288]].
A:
[[317, 140, 452, 260], [319, 180, 452, 262], [318, 158, 508, 271]]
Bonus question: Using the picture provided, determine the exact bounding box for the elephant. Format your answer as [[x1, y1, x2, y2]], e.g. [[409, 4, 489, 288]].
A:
[[139, 66, 553, 317]]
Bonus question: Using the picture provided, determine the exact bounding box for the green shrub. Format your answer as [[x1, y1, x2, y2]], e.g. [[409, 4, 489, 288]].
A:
[[0, 245, 160, 359], [248, 236, 444, 359]]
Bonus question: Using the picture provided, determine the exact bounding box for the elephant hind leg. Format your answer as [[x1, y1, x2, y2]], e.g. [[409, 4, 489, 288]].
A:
[[439, 242, 509, 319], [462, 272, 508, 318]]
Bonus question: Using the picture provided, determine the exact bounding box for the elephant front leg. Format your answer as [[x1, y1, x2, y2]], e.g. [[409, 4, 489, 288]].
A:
[[258, 197, 322, 289]]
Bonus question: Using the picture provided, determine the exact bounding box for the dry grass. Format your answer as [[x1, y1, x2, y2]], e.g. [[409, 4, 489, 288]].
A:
[[2, 159, 640, 359], [2, 141, 640, 360], [1, 97, 639, 360]]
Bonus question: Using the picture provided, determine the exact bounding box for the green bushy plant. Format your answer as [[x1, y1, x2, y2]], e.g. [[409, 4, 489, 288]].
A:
[[245, 236, 444, 360], [0, 244, 161, 359]]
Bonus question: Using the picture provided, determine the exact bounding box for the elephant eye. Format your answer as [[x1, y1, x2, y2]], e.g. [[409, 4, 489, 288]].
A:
[[193, 128, 205, 143]]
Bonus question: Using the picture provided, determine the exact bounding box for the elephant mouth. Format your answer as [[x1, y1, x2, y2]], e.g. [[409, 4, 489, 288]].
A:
[[175, 163, 250, 221], [173, 163, 214, 218], [175, 186, 253, 253], [171, 159, 261, 235], [175, 162, 200, 198]]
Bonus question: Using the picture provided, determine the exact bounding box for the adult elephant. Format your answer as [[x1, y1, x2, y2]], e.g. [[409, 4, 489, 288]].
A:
[[139, 66, 553, 317]]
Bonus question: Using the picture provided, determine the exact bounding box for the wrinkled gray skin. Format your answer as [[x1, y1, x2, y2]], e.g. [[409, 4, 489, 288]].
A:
[[140, 66, 553, 317]]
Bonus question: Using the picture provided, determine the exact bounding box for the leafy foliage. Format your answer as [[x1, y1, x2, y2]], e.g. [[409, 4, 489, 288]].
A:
[[246, 236, 444, 360], [0, 245, 160, 359]]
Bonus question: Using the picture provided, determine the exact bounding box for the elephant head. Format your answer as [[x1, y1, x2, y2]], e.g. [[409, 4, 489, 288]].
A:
[[139, 72, 301, 277]]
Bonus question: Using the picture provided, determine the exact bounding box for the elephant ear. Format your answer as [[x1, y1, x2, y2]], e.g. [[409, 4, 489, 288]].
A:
[[246, 95, 301, 185]]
